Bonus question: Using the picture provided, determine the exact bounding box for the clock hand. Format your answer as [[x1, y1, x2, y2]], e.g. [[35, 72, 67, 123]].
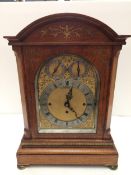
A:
[[64, 100, 78, 118], [52, 61, 61, 74], [66, 86, 73, 101], [77, 61, 80, 77], [64, 88, 78, 118], [64, 89, 71, 107], [68, 103, 78, 118]]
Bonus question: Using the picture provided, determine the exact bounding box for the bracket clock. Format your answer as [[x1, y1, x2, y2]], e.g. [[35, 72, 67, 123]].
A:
[[4, 13, 130, 169]]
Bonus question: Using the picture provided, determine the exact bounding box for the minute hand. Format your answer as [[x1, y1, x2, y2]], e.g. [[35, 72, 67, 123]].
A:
[[67, 86, 73, 101], [64, 87, 78, 118]]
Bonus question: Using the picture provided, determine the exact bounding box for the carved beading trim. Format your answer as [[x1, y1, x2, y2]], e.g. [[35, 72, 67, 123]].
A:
[[22, 141, 113, 147]]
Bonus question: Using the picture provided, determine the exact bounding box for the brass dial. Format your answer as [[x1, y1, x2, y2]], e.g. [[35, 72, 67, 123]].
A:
[[37, 54, 98, 133], [39, 79, 95, 127]]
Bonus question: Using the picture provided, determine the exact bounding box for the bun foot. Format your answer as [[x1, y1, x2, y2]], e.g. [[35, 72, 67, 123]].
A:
[[108, 165, 118, 170], [17, 165, 28, 170]]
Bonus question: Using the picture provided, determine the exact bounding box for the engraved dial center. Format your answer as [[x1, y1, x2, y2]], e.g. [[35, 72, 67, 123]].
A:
[[48, 88, 86, 121]]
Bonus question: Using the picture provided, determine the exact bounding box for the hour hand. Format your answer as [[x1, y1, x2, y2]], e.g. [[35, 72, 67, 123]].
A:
[[64, 101, 69, 108], [64, 100, 78, 118]]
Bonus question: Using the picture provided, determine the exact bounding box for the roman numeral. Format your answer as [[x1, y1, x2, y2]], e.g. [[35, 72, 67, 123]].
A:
[[85, 92, 89, 96], [79, 117, 83, 121], [41, 103, 47, 106], [66, 122, 68, 126], [66, 81, 69, 86], [53, 84, 57, 88], [87, 103, 92, 106], [77, 84, 80, 88], [84, 113, 88, 116], [54, 119, 58, 123]]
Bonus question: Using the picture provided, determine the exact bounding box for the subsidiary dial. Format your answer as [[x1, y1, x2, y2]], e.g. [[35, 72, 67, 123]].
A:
[[45, 59, 66, 79], [69, 60, 90, 78]]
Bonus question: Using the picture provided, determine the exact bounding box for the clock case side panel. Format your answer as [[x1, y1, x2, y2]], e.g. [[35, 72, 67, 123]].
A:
[[13, 46, 32, 139], [104, 46, 122, 139]]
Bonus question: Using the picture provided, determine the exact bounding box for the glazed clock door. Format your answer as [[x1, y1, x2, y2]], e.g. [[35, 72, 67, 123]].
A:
[[35, 54, 99, 134]]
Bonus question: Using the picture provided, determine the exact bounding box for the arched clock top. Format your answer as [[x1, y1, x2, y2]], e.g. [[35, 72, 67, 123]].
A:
[[4, 13, 130, 45]]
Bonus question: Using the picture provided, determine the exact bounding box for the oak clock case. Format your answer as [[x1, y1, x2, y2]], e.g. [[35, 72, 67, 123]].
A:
[[4, 13, 130, 169]]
